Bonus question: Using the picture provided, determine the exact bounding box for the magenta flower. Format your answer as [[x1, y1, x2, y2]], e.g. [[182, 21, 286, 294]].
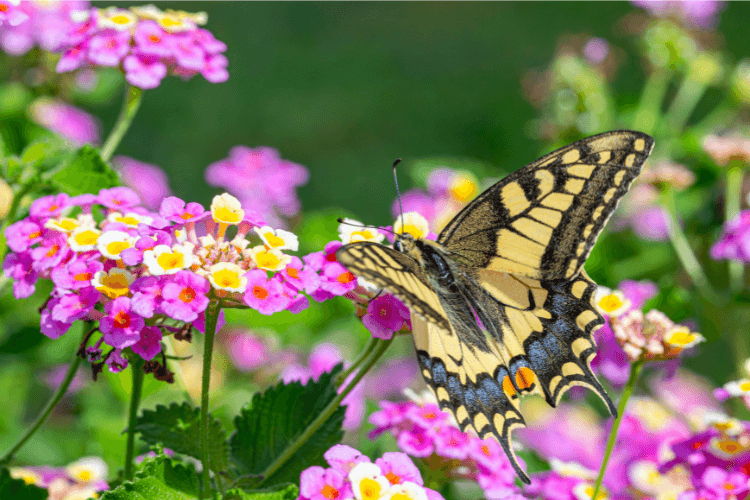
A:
[[131, 326, 162, 361], [397, 429, 434, 458], [299, 466, 351, 500], [107, 348, 128, 372], [201, 53, 229, 83], [243, 270, 290, 315], [0, 0, 86, 55], [223, 328, 270, 372], [130, 276, 164, 318], [87, 30, 131, 67], [97, 187, 141, 210], [29, 98, 101, 146], [29, 193, 70, 220], [100, 297, 145, 348], [169, 33, 204, 70], [51, 257, 103, 290], [4, 220, 42, 252], [375, 452, 423, 486], [123, 53, 167, 89], [320, 262, 358, 296], [362, 294, 410, 340], [51, 287, 99, 323], [524, 472, 581, 500], [631, 0, 725, 28], [701, 467, 750, 497], [113, 156, 172, 210], [3, 251, 38, 299], [280, 256, 320, 294], [160, 270, 210, 322], [40, 298, 71, 339], [133, 20, 171, 58], [158, 196, 206, 224], [711, 210, 750, 262], [434, 426, 472, 460], [324, 444, 371, 475], [0, 0, 29, 28]]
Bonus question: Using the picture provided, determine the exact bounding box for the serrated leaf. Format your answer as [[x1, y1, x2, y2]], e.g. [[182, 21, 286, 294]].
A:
[[99, 454, 202, 500], [0, 468, 47, 500], [230, 365, 346, 488], [47, 145, 120, 196], [223, 484, 298, 500], [135, 402, 229, 474]]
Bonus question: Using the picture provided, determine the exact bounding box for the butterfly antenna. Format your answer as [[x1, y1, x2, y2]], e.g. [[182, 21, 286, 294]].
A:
[[392, 158, 405, 236]]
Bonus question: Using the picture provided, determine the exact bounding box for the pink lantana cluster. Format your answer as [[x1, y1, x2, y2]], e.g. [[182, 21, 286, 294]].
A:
[[205, 146, 309, 228], [0, 0, 86, 55], [10, 456, 108, 500], [28, 97, 101, 147], [710, 210, 750, 263], [55, 4, 228, 89], [298, 444, 444, 500], [2, 189, 353, 374], [369, 396, 519, 499]]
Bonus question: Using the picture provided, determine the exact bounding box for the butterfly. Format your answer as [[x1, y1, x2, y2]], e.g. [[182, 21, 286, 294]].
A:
[[336, 130, 654, 483]]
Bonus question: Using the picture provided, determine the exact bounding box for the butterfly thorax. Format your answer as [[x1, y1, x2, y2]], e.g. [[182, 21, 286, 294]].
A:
[[394, 236, 455, 288]]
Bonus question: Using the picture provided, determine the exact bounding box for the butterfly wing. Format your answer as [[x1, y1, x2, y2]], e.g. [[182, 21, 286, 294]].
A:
[[335, 241, 451, 331], [438, 130, 654, 280]]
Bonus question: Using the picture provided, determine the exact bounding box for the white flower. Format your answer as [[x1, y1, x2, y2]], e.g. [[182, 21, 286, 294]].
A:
[[97, 7, 137, 30], [143, 243, 195, 275], [572, 482, 608, 500], [65, 456, 108, 484], [68, 227, 101, 252], [211, 193, 244, 225], [723, 379, 750, 397], [106, 211, 153, 228], [91, 268, 134, 299], [97, 230, 136, 260], [349, 462, 390, 500], [394, 212, 429, 240], [549, 458, 596, 480], [207, 262, 248, 293], [254, 226, 299, 251], [338, 218, 384, 244], [663, 326, 705, 349], [594, 288, 631, 317], [248, 245, 291, 272], [381, 482, 428, 500]]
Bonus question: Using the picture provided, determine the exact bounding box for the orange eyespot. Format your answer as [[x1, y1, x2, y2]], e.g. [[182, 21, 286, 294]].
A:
[[515, 367, 536, 391], [502, 375, 517, 398]]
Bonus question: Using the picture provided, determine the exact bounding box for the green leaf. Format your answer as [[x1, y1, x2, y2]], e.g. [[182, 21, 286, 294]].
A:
[[0, 468, 47, 500], [229, 365, 346, 488], [47, 145, 120, 196], [20, 136, 68, 171], [99, 454, 203, 500], [223, 484, 299, 500], [134, 402, 229, 474]]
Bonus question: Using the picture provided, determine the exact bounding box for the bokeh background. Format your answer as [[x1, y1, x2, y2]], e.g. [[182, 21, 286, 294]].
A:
[[3, 2, 750, 496]]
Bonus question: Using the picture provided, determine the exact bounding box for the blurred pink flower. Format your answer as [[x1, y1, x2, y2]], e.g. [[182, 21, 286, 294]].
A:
[[710, 210, 750, 262], [113, 156, 172, 211], [43, 363, 87, 394], [28, 97, 100, 146], [631, 0, 725, 28], [0, 0, 87, 55], [223, 328, 271, 372]]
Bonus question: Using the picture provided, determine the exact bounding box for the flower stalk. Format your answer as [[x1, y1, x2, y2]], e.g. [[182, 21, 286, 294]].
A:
[[0, 329, 86, 465], [124, 356, 145, 481], [725, 160, 745, 295], [199, 300, 221, 498], [591, 360, 644, 500], [259, 336, 394, 482], [100, 85, 143, 162]]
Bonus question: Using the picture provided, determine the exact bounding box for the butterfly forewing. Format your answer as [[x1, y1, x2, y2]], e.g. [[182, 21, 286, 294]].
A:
[[438, 130, 655, 280]]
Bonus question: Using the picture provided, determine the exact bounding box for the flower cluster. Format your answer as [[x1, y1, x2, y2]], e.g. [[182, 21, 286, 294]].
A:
[[298, 445, 444, 500], [703, 134, 750, 166], [710, 210, 750, 263], [0, 0, 86, 55], [369, 393, 519, 499], [611, 309, 705, 363], [2, 189, 351, 374], [205, 146, 309, 228], [28, 97, 101, 147], [55, 4, 228, 89], [631, 0, 725, 29], [10, 456, 108, 500]]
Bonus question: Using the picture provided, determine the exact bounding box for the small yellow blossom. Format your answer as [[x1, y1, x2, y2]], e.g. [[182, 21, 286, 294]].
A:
[[45, 217, 81, 233], [211, 193, 244, 226], [91, 268, 134, 299], [723, 379, 750, 397], [663, 326, 705, 350], [65, 456, 108, 485], [207, 262, 247, 293], [249, 245, 291, 272], [449, 172, 479, 202], [394, 212, 430, 240], [349, 462, 391, 500], [143, 243, 195, 275], [703, 413, 744, 436], [96, 231, 136, 260], [106, 211, 153, 228], [254, 226, 299, 251], [594, 288, 631, 317], [338, 218, 384, 244], [381, 482, 428, 500], [68, 227, 102, 252], [572, 482, 608, 500], [97, 7, 138, 30], [9, 467, 41, 486]]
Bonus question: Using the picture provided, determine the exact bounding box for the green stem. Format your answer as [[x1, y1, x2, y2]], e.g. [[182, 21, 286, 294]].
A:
[[726, 162, 745, 295], [1, 340, 84, 464], [124, 357, 145, 481], [663, 77, 708, 134], [660, 188, 721, 305], [632, 69, 671, 134], [337, 336, 378, 385], [199, 301, 221, 499], [591, 360, 643, 500], [260, 336, 393, 482], [100, 85, 143, 162]]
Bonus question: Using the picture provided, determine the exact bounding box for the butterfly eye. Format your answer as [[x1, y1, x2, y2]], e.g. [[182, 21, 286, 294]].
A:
[[393, 239, 404, 253]]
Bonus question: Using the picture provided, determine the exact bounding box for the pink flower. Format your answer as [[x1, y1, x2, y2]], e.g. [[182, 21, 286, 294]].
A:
[[280, 256, 320, 294], [133, 20, 171, 58], [56, 41, 88, 72], [243, 270, 290, 315], [299, 466, 351, 500], [29, 193, 70, 220], [201, 53, 228, 83], [223, 329, 270, 372], [3, 251, 37, 299], [324, 444, 371, 475], [397, 429, 434, 458], [320, 263, 357, 296], [40, 298, 71, 339], [434, 426, 471, 460], [114, 156, 172, 210], [158, 197, 206, 224], [375, 452, 423, 486], [29, 98, 101, 146], [407, 402, 449, 429], [123, 53, 167, 89], [51, 257, 103, 290], [170, 33, 204, 70], [97, 187, 141, 210], [51, 287, 99, 323], [107, 349, 128, 372], [87, 30, 132, 67], [130, 276, 164, 318], [0, 0, 29, 28], [361, 294, 410, 340], [192, 28, 226, 54], [0, 0, 85, 55], [4, 220, 42, 252], [160, 270, 210, 322], [100, 297, 145, 348], [131, 326, 162, 361], [711, 211, 750, 263]]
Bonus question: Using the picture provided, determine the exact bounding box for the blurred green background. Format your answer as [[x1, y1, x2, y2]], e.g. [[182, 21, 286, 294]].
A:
[[101, 2, 747, 221]]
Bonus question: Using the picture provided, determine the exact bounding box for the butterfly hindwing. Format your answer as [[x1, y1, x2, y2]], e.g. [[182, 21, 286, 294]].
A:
[[437, 130, 654, 279]]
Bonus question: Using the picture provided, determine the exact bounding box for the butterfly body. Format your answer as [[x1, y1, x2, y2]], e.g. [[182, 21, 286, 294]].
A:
[[336, 131, 655, 483]]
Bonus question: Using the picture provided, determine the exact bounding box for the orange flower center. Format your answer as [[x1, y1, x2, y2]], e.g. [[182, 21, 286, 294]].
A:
[[114, 311, 131, 328], [385, 471, 400, 485], [337, 271, 355, 284], [74, 272, 93, 282], [253, 285, 269, 300], [287, 267, 299, 279], [321, 484, 340, 499], [179, 287, 196, 303]]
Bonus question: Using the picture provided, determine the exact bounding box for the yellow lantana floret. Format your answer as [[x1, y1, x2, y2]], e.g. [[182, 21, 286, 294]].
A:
[[249, 245, 291, 272], [338, 218, 384, 244], [594, 288, 631, 318], [207, 262, 247, 293], [211, 193, 244, 225], [381, 482, 428, 500], [91, 268, 134, 299], [394, 212, 430, 240], [97, 7, 137, 30], [449, 171, 479, 202], [44, 217, 81, 233], [65, 456, 108, 485], [68, 227, 102, 252], [255, 226, 299, 251], [349, 463, 391, 500], [97, 231, 136, 260], [143, 243, 195, 275], [106, 211, 153, 228], [572, 482, 609, 500], [663, 326, 705, 350]]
